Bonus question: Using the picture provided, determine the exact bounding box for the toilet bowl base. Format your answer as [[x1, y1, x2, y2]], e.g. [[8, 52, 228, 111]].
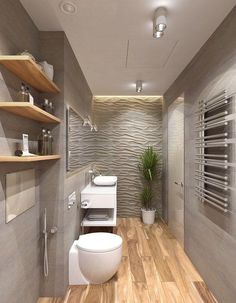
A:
[[69, 237, 122, 285], [69, 241, 88, 285]]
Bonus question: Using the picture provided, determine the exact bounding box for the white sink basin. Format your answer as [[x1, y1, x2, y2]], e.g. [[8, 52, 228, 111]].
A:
[[93, 175, 117, 186]]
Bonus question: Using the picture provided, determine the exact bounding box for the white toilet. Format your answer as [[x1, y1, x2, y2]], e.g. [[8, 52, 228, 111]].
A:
[[69, 232, 122, 285]]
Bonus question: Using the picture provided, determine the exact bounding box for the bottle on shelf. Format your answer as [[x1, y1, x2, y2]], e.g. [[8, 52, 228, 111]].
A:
[[41, 99, 49, 112], [38, 127, 47, 155], [47, 129, 53, 155], [25, 86, 34, 105], [43, 130, 49, 155], [17, 83, 28, 102], [14, 142, 23, 157], [48, 101, 54, 115]]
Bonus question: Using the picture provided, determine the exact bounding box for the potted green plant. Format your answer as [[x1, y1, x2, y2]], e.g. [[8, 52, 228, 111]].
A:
[[138, 146, 159, 224]]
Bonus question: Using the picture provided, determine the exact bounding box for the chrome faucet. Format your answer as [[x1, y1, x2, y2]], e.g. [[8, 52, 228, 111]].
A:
[[88, 168, 101, 181]]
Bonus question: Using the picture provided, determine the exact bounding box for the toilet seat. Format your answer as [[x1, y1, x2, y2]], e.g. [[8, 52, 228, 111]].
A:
[[77, 232, 122, 253]]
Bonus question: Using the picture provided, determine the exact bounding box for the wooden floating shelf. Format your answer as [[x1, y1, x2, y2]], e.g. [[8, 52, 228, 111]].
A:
[[0, 155, 60, 163], [0, 55, 60, 94], [0, 102, 61, 123]]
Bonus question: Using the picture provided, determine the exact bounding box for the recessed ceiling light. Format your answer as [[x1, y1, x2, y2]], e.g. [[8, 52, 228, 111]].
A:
[[60, 1, 77, 15]]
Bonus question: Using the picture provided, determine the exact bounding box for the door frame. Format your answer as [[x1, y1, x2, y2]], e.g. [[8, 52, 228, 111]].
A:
[[167, 94, 185, 246]]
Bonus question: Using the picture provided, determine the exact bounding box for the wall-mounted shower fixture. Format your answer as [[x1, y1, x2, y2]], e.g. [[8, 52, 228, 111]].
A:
[[43, 208, 48, 277], [153, 7, 167, 38], [136, 80, 143, 93], [42, 208, 58, 277]]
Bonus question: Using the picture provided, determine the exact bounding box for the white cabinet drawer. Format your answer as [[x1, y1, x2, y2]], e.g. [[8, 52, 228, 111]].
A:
[[81, 193, 116, 208]]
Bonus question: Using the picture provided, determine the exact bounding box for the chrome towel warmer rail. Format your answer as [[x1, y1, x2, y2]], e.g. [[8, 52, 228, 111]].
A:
[[195, 90, 233, 213]]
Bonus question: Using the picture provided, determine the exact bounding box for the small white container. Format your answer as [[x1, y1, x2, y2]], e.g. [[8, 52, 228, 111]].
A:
[[39, 61, 54, 80], [141, 208, 156, 224]]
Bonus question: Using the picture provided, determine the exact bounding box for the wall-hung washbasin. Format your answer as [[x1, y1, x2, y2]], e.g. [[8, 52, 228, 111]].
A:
[[93, 175, 117, 186], [81, 183, 117, 209]]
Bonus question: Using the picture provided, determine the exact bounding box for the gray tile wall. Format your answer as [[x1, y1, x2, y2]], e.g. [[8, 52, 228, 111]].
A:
[[39, 32, 93, 297], [39, 31, 66, 297], [0, 2, 94, 301], [163, 6, 236, 303], [0, 1, 41, 303], [63, 35, 93, 295], [93, 96, 163, 217]]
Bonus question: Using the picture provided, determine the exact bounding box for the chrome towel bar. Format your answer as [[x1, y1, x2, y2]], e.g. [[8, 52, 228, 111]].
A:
[[199, 90, 226, 103], [196, 99, 228, 114], [195, 133, 228, 140], [195, 121, 228, 131], [195, 111, 228, 124], [198, 90, 226, 105], [195, 170, 228, 181], [195, 193, 228, 213], [195, 174, 228, 186], [195, 185, 228, 201], [196, 138, 228, 144], [195, 177, 228, 190], [195, 161, 228, 169], [195, 189, 228, 207], [195, 89, 231, 213], [195, 143, 228, 148], [196, 116, 228, 126], [196, 154, 228, 158]]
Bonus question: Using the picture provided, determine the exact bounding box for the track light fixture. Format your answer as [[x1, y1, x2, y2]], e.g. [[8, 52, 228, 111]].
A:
[[153, 7, 167, 38], [136, 80, 143, 93]]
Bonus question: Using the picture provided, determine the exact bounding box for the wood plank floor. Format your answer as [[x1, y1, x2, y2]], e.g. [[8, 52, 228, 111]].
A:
[[41, 218, 219, 303], [65, 218, 218, 303]]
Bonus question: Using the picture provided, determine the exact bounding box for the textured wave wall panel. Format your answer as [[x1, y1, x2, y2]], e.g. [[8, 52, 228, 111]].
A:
[[93, 96, 163, 217], [68, 108, 95, 171]]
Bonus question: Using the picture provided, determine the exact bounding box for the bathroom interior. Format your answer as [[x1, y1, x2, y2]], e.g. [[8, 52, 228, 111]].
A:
[[1, 1, 236, 302]]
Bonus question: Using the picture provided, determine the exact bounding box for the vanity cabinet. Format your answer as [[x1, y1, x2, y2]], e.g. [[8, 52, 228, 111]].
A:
[[81, 183, 117, 226]]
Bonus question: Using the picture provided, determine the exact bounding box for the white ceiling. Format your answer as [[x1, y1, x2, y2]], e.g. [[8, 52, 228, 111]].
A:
[[20, 0, 236, 96]]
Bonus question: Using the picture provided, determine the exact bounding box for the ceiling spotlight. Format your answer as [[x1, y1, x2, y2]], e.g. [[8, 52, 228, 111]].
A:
[[153, 7, 167, 38], [153, 31, 164, 38], [60, 1, 77, 15], [136, 80, 143, 93]]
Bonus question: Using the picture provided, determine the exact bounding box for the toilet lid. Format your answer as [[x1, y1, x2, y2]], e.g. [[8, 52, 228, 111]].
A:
[[77, 232, 122, 253]]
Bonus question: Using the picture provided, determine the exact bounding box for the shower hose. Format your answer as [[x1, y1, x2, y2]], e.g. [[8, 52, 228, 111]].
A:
[[44, 208, 49, 277]]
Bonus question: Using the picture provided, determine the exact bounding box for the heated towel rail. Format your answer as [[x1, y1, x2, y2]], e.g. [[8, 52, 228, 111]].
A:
[[195, 90, 233, 213]]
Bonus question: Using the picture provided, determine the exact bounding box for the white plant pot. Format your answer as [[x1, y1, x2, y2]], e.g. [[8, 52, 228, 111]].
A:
[[141, 208, 156, 225]]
